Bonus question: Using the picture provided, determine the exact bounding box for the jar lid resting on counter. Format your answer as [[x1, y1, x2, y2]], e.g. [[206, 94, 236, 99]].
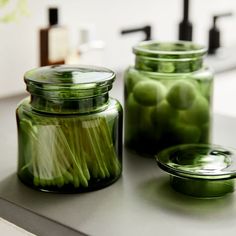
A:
[[156, 144, 236, 197]]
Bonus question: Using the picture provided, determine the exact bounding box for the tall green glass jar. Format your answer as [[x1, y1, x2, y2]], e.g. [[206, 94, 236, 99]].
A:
[[16, 65, 123, 193], [124, 41, 213, 156]]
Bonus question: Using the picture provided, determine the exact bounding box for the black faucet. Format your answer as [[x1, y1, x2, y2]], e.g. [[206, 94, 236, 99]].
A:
[[178, 0, 193, 41], [120, 25, 152, 41]]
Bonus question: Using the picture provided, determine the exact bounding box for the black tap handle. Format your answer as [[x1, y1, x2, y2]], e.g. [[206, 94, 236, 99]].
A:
[[121, 25, 152, 41]]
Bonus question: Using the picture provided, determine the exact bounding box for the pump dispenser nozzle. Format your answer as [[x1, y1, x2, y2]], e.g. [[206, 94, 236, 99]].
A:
[[49, 8, 58, 26], [208, 12, 233, 55]]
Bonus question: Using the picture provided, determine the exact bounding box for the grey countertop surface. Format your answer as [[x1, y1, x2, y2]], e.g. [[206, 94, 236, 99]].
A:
[[1, 76, 236, 236]]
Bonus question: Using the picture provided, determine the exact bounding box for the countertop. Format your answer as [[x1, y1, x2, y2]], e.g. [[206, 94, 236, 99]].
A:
[[1, 72, 236, 236]]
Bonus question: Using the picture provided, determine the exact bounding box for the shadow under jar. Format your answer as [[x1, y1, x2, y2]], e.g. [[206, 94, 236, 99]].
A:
[[124, 41, 213, 157], [16, 65, 123, 193]]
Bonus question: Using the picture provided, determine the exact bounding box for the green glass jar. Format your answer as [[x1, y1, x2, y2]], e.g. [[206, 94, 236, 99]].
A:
[[124, 41, 213, 156], [16, 65, 123, 193]]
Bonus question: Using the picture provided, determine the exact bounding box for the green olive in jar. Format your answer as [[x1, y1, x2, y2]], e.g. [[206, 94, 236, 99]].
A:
[[133, 80, 166, 106]]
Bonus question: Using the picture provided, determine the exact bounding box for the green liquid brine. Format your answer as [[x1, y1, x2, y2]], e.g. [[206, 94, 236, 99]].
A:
[[16, 65, 123, 193], [124, 41, 213, 156]]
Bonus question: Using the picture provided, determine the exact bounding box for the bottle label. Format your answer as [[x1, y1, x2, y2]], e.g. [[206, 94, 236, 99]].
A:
[[48, 28, 69, 63]]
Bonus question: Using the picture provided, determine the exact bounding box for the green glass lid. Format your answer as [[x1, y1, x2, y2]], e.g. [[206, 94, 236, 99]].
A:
[[24, 65, 115, 85], [156, 144, 236, 198], [156, 144, 236, 180], [24, 65, 116, 99]]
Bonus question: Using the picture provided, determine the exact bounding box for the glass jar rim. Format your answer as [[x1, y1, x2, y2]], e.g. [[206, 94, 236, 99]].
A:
[[133, 41, 207, 57]]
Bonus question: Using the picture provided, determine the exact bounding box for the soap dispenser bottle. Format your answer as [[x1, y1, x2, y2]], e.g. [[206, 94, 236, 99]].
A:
[[65, 25, 105, 66], [39, 7, 69, 66], [205, 12, 235, 73], [208, 13, 232, 55]]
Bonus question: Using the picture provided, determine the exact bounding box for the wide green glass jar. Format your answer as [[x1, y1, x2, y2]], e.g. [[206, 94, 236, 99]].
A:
[[16, 65, 123, 193], [124, 41, 213, 156]]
